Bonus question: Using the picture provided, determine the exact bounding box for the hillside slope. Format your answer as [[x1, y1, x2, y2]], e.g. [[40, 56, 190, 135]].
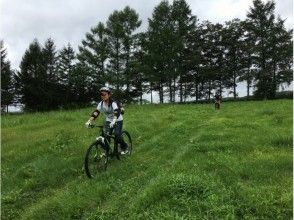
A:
[[2, 100, 293, 219]]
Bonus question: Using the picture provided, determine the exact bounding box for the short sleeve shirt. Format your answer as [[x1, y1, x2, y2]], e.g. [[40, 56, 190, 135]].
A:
[[97, 101, 123, 122]]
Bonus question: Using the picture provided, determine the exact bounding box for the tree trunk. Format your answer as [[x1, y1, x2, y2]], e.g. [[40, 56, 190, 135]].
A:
[[159, 82, 164, 103], [173, 76, 176, 102], [150, 83, 153, 104], [233, 72, 237, 100], [169, 79, 173, 103], [272, 62, 277, 98], [219, 82, 222, 97], [179, 73, 183, 103], [208, 80, 211, 101], [246, 67, 250, 99], [195, 82, 198, 102], [247, 81, 250, 99], [184, 82, 187, 102]]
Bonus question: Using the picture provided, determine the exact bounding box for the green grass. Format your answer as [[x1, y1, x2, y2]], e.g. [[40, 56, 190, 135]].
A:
[[1, 99, 293, 219]]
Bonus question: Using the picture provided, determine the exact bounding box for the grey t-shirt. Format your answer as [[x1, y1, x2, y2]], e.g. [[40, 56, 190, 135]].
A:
[[97, 101, 123, 122]]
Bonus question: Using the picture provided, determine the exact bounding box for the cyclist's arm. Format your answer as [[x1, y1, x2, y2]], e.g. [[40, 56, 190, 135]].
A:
[[112, 102, 121, 119], [89, 109, 100, 121], [88, 102, 102, 122]]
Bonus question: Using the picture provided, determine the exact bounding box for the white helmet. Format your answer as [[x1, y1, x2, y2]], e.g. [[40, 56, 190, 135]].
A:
[[99, 87, 111, 93]]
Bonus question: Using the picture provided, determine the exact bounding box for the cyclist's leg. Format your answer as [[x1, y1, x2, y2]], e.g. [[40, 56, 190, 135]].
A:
[[103, 121, 111, 154], [114, 121, 128, 151]]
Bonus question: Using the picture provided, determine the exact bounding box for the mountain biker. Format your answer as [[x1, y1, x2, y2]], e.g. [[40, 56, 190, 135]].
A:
[[85, 87, 128, 155], [214, 93, 221, 110]]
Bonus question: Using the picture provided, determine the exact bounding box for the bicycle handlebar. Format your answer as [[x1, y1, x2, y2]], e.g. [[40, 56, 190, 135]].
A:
[[89, 125, 103, 128], [88, 124, 115, 138]]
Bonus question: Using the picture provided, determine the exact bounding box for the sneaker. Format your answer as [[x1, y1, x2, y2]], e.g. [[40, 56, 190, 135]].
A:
[[120, 149, 129, 155]]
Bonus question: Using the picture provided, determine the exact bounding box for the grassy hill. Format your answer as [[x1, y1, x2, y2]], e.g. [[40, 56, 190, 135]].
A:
[[1, 100, 293, 219]]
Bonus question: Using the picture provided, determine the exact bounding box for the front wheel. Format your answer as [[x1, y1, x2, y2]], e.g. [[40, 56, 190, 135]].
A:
[[84, 141, 108, 178], [121, 130, 132, 156]]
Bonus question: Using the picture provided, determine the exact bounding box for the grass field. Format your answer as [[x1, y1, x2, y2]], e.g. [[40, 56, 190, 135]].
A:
[[1, 99, 293, 219]]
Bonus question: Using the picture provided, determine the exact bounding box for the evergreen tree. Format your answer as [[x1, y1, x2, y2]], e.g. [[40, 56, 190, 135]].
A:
[[16, 39, 45, 111], [1, 40, 14, 112], [171, 0, 198, 102], [127, 33, 149, 104], [211, 23, 228, 98], [120, 6, 142, 98], [16, 38, 61, 111], [106, 6, 141, 99], [42, 38, 61, 109], [146, 1, 174, 103], [106, 10, 125, 91], [77, 22, 109, 100], [70, 63, 89, 105], [42, 38, 57, 80], [56, 43, 76, 104], [245, 0, 292, 99], [268, 17, 293, 94], [199, 21, 223, 100], [223, 19, 244, 99], [239, 20, 256, 99]]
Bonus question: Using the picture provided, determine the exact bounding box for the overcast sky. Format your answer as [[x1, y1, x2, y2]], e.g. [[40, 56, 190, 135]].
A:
[[1, 0, 293, 70]]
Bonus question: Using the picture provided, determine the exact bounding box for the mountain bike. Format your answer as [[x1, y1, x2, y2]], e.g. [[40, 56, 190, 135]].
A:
[[84, 124, 132, 179]]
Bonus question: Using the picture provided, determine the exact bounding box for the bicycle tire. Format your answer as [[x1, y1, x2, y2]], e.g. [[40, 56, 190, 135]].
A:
[[121, 130, 132, 156], [84, 141, 108, 178]]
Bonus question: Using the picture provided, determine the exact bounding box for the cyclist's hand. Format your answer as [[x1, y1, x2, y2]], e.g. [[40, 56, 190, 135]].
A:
[[85, 120, 93, 128], [110, 120, 116, 128]]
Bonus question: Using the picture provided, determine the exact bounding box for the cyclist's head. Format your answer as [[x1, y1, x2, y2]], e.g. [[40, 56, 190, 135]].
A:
[[100, 87, 111, 101]]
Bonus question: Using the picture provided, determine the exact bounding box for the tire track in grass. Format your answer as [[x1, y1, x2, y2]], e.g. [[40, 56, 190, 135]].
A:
[[20, 109, 176, 219], [93, 120, 203, 218], [78, 118, 193, 218]]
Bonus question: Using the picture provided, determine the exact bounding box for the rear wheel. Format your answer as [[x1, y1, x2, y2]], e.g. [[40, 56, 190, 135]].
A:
[[121, 131, 132, 156], [84, 141, 108, 178]]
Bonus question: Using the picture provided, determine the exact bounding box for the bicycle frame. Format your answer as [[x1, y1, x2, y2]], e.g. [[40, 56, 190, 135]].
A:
[[92, 125, 120, 158]]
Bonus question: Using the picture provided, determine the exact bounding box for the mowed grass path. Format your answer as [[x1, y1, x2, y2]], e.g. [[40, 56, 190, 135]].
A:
[[1, 100, 293, 219]]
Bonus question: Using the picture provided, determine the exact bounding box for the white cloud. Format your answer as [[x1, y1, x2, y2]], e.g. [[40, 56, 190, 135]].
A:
[[1, 0, 292, 70]]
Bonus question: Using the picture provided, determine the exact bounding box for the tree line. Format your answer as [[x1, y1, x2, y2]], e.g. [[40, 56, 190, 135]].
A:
[[1, 0, 293, 112]]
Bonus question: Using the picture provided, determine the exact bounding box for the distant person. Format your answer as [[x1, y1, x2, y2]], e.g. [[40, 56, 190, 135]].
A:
[[85, 87, 128, 155], [214, 93, 221, 110]]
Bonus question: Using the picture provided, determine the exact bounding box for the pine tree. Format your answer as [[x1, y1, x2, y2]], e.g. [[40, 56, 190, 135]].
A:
[[146, 1, 174, 103], [106, 6, 141, 99], [1, 40, 14, 112], [268, 17, 293, 95], [70, 63, 89, 105], [246, 0, 277, 99], [106, 10, 125, 91], [223, 19, 244, 99], [211, 23, 228, 98], [16, 39, 44, 111], [239, 20, 256, 99], [171, 0, 198, 102], [127, 33, 149, 104], [56, 43, 76, 104], [42, 38, 57, 80], [16, 38, 61, 111], [42, 38, 61, 109], [77, 22, 109, 100], [120, 6, 142, 98], [199, 21, 223, 100]]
